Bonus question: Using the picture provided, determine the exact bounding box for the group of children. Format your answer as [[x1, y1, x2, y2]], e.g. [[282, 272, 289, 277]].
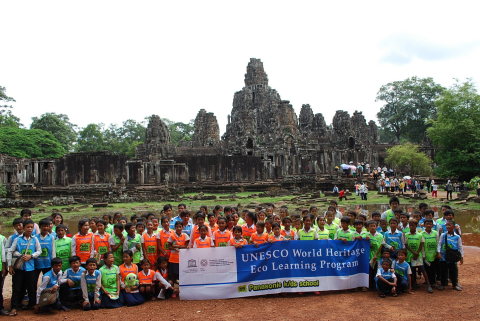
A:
[[0, 197, 465, 315]]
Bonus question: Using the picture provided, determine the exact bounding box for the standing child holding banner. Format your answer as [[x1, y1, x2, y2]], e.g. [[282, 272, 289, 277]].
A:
[[250, 222, 269, 245], [268, 223, 285, 243], [296, 215, 318, 240], [212, 217, 232, 247], [229, 226, 248, 248], [242, 211, 257, 243], [167, 221, 190, 288]]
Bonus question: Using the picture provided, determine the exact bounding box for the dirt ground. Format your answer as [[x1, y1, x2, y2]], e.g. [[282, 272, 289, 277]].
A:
[[2, 246, 478, 321]]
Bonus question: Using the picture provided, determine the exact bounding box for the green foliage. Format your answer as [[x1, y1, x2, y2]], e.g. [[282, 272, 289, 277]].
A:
[[31, 113, 77, 152], [162, 118, 194, 146], [103, 119, 146, 157], [0, 86, 21, 128], [428, 80, 480, 180], [385, 143, 432, 176], [376, 77, 444, 143], [75, 123, 108, 152], [0, 127, 65, 158], [467, 176, 480, 190], [0, 184, 6, 198], [75, 120, 146, 156]]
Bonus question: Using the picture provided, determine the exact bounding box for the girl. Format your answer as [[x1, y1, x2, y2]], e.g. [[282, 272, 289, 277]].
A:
[[192, 225, 213, 248], [212, 217, 232, 247], [167, 221, 190, 285], [141, 221, 158, 265], [250, 222, 268, 246], [242, 211, 257, 243], [189, 213, 211, 248], [158, 216, 172, 258], [51, 213, 66, 234], [316, 216, 330, 240], [257, 211, 266, 223], [72, 219, 94, 265], [225, 214, 235, 232], [207, 213, 218, 232], [268, 223, 285, 242], [153, 257, 174, 299], [281, 216, 296, 240], [229, 226, 248, 248], [93, 220, 110, 265], [296, 215, 318, 240], [119, 251, 144, 306], [138, 259, 155, 300], [99, 252, 123, 309]]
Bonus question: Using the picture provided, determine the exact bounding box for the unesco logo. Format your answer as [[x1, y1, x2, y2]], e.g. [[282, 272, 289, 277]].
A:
[[200, 259, 208, 267]]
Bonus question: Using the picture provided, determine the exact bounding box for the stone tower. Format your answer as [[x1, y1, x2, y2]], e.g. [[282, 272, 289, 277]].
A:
[[192, 109, 220, 147], [135, 115, 172, 160], [223, 58, 299, 155]]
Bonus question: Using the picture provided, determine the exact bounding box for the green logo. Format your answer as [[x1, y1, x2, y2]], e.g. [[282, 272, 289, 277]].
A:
[[238, 285, 247, 293]]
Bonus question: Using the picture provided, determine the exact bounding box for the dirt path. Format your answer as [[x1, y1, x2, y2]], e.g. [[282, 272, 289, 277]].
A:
[[4, 246, 479, 321]]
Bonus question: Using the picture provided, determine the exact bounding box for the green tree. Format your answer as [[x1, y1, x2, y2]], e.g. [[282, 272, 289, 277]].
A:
[[104, 119, 146, 156], [0, 86, 21, 127], [30, 113, 77, 151], [427, 80, 480, 180], [162, 118, 194, 146], [385, 143, 432, 176], [376, 77, 444, 143], [0, 127, 65, 158], [75, 123, 107, 152]]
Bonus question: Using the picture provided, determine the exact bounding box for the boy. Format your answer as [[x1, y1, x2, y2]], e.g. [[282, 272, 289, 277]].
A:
[[377, 219, 388, 236], [9, 220, 42, 315], [250, 222, 269, 245], [60, 256, 86, 308], [381, 196, 400, 223], [405, 220, 432, 293], [295, 215, 318, 241], [34, 258, 67, 313], [351, 220, 365, 240], [34, 219, 56, 289], [316, 217, 330, 240], [109, 224, 125, 266], [80, 258, 101, 310], [392, 249, 412, 294], [20, 209, 40, 235], [364, 220, 384, 290], [229, 226, 248, 248], [123, 223, 142, 265], [167, 221, 190, 283], [55, 225, 72, 271], [422, 219, 439, 287], [383, 218, 404, 257], [280, 216, 296, 240], [375, 259, 397, 298], [334, 217, 353, 242]]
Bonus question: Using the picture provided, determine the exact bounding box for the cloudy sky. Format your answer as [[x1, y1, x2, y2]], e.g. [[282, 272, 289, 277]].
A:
[[1, 0, 479, 134]]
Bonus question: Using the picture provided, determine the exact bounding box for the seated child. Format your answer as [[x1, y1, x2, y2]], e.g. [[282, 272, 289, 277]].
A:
[[119, 250, 144, 307], [375, 258, 397, 298], [99, 252, 124, 309], [153, 257, 174, 300], [138, 259, 155, 300], [80, 258, 101, 310], [34, 258, 68, 313], [60, 256, 86, 308]]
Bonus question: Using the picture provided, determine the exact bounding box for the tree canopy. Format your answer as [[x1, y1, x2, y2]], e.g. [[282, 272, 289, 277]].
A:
[[0, 86, 21, 128], [376, 77, 444, 143], [31, 113, 77, 152], [0, 127, 65, 158], [427, 80, 480, 180], [162, 118, 194, 146], [385, 143, 432, 176]]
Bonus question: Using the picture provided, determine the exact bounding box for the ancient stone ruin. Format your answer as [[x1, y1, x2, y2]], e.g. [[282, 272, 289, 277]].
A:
[[0, 58, 386, 201]]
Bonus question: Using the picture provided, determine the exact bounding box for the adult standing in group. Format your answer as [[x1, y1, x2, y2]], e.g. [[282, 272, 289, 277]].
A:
[[446, 180, 454, 200]]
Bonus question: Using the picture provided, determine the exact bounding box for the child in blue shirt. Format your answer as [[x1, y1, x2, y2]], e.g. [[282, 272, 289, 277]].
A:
[[34, 219, 56, 286], [437, 220, 463, 291], [34, 258, 68, 313], [375, 258, 397, 298], [81, 258, 102, 310], [60, 256, 86, 308], [392, 249, 412, 294]]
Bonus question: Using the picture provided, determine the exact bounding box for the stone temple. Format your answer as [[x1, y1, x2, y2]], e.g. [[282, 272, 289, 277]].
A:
[[0, 58, 386, 201]]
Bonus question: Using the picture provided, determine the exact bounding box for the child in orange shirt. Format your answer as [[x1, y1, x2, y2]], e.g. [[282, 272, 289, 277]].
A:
[[207, 213, 218, 233], [193, 225, 213, 248], [158, 216, 172, 259], [212, 217, 232, 247], [268, 223, 285, 242], [138, 259, 155, 300], [242, 211, 257, 243], [189, 213, 211, 248], [229, 226, 248, 248], [250, 222, 268, 246]]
